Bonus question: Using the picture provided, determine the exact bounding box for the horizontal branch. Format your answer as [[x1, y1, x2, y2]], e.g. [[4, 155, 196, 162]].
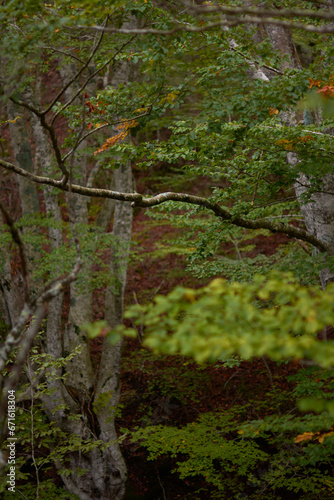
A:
[[181, 2, 334, 21], [0, 158, 329, 253], [88, 16, 334, 35], [135, 192, 329, 252]]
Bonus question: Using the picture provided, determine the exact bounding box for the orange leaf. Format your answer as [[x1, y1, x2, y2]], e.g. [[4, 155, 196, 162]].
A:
[[275, 138, 294, 150], [309, 77, 322, 89], [297, 135, 314, 143], [317, 85, 334, 98], [294, 432, 314, 443], [268, 107, 279, 115]]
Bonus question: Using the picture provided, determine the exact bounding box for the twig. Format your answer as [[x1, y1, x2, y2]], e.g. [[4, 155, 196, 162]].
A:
[[150, 280, 165, 301], [230, 47, 283, 75], [9, 96, 69, 183], [43, 47, 92, 70], [51, 33, 138, 126], [61, 107, 152, 164], [16, 490, 30, 500], [223, 369, 240, 390], [0, 200, 30, 301], [44, 16, 109, 118], [155, 464, 167, 500], [132, 291, 144, 343], [261, 357, 275, 391], [27, 361, 40, 500], [295, 239, 311, 255]]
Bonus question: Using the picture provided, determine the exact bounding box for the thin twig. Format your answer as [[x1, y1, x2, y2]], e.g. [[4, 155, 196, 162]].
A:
[[132, 291, 143, 343], [155, 464, 167, 500], [27, 361, 40, 500], [261, 357, 275, 391], [0, 200, 30, 301], [43, 47, 92, 69], [61, 107, 152, 164], [44, 16, 109, 117], [51, 33, 138, 126], [230, 47, 283, 75]]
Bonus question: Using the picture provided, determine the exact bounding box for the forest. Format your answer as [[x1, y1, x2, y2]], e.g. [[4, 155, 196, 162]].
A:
[[1, 1, 334, 499]]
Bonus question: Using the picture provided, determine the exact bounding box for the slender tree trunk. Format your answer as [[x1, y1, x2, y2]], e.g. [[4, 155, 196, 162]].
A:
[[1, 100, 40, 323], [38, 56, 131, 498]]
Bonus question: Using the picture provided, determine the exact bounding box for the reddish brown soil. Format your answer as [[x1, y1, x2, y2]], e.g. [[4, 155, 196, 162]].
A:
[[107, 170, 302, 499]]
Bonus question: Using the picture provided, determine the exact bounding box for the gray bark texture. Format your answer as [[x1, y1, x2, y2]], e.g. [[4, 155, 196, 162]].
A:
[[1, 47, 132, 495], [40, 58, 129, 499], [265, 18, 334, 288]]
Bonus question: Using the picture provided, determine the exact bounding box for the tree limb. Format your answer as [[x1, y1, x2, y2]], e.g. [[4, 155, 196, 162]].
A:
[[88, 16, 334, 35], [51, 34, 138, 126], [0, 200, 30, 301], [0, 158, 329, 252], [43, 16, 109, 117]]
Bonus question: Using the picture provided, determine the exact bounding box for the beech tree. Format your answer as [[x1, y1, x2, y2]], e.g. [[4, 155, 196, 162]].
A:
[[1, 1, 334, 498]]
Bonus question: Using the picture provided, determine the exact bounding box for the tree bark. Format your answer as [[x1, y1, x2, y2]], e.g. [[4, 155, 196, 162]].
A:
[[35, 52, 132, 498], [264, 18, 334, 288]]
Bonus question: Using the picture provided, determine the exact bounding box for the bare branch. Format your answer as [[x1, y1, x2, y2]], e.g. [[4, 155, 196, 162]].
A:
[[43, 16, 109, 117], [0, 158, 329, 252], [9, 96, 69, 182], [178, 1, 334, 21], [230, 47, 284, 76], [0, 200, 30, 301], [51, 34, 138, 126], [88, 16, 334, 35], [43, 47, 93, 70]]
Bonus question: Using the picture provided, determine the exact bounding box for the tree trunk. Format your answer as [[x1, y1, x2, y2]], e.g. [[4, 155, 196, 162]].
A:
[[28, 55, 131, 497], [264, 21, 334, 288]]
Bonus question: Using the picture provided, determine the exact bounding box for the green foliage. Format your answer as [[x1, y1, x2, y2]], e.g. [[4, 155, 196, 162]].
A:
[[1, 482, 79, 500], [120, 272, 334, 367], [130, 399, 334, 499], [0, 343, 118, 498]]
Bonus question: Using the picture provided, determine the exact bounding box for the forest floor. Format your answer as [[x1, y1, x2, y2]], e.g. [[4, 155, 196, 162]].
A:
[[103, 165, 301, 500]]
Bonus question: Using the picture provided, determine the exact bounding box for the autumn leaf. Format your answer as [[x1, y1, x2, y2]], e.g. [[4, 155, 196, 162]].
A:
[[317, 431, 334, 444], [297, 135, 314, 143], [295, 428, 334, 444], [133, 107, 148, 114], [94, 132, 126, 155], [0, 116, 21, 126], [275, 138, 295, 150], [294, 432, 314, 443], [268, 107, 279, 115], [317, 85, 334, 98], [94, 120, 138, 155], [309, 77, 322, 89], [166, 91, 179, 103]]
